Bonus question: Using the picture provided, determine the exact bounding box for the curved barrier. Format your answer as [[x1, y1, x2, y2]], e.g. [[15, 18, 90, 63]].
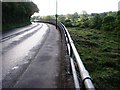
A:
[[34, 20, 95, 90], [61, 23, 95, 90]]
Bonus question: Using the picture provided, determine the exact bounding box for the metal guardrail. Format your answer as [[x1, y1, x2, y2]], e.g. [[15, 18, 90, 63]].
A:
[[61, 23, 95, 90], [34, 20, 95, 89]]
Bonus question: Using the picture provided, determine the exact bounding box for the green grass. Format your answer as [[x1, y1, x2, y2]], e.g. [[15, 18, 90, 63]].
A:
[[68, 27, 120, 90]]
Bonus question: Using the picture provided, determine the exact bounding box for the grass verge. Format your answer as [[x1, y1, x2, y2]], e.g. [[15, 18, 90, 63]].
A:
[[68, 27, 120, 90]]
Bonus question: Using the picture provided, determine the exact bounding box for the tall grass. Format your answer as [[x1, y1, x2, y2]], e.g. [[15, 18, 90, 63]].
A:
[[68, 27, 120, 90]]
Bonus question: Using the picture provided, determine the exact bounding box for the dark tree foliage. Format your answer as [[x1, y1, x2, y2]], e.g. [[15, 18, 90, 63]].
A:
[[64, 19, 73, 27], [101, 16, 116, 31], [89, 14, 102, 29], [103, 16, 115, 23], [2, 2, 39, 31], [39, 11, 118, 32], [115, 11, 120, 34]]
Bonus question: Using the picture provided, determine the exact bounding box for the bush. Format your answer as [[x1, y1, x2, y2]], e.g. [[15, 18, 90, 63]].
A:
[[64, 19, 73, 27], [101, 16, 116, 31]]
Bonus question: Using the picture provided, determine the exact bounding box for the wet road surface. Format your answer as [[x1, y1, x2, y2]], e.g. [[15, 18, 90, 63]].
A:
[[1, 23, 62, 88], [14, 24, 61, 88]]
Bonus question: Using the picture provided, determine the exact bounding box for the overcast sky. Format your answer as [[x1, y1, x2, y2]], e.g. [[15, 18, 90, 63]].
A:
[[32, 0, 120, 16]]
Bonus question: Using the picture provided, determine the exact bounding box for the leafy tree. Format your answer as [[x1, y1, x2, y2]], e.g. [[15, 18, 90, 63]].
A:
[[41, 15, 55, 21], [107, 11, 117, 17], [73, 12, 79, 19], [89, 14, 102, 29], [2, 2, 39, 30], [72, 12, 79, 26], [79, 11, 89, 28], [58, 15, 66, 23], [64, 19, 73, 27], [101, 16, 116, 31], [115, 11, 120, 35]]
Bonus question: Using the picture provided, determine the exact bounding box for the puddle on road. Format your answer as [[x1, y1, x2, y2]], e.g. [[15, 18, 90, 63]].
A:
[[2, 23, 49, 79]]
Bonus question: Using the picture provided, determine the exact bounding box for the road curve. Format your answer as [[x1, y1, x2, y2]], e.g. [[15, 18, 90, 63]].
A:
[[14, 24, 61, 88], [2, 23, 66, 88]]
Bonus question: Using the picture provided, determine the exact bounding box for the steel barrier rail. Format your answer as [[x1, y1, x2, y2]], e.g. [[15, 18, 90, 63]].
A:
[[34, 20, 95, 89], [61, 23, 95, 90], [70, 57, 80, 88]]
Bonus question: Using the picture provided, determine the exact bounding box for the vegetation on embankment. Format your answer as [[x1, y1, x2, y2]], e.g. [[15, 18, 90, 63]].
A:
[[29, 10, 120, 89], [2, 2, 39, 32], [36, 11, 120, 35], [68, 27, 120, 89], [64, 11, 120, 89]]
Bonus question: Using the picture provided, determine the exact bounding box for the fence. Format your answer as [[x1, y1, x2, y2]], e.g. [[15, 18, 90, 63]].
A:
[[34, 20, 95, 90], [60, 23, 95, 90]]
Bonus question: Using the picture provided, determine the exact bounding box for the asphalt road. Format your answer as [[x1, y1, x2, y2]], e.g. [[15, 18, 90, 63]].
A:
[[1, 23, 65, 88]]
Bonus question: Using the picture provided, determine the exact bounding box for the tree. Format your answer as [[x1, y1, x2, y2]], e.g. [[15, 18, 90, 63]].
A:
[[58, 15, 66, 23], [89, 14, 102, 29], [101, 16, 116, 31], [73, 12, 79, 19], [64, 19, 73, 27], [2, 2, 39, 30], [115, 11, 120, 34], [41, 15, 55, 21], [79, 11, 89, 28]]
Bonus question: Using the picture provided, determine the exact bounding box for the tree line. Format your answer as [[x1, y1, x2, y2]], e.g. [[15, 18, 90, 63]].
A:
[[33, 11, 120, 34], [2, 2, 39, 31]]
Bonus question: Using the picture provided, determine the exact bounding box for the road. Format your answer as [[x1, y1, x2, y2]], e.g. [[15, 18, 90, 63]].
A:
[[1, 23, 67, 88]]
